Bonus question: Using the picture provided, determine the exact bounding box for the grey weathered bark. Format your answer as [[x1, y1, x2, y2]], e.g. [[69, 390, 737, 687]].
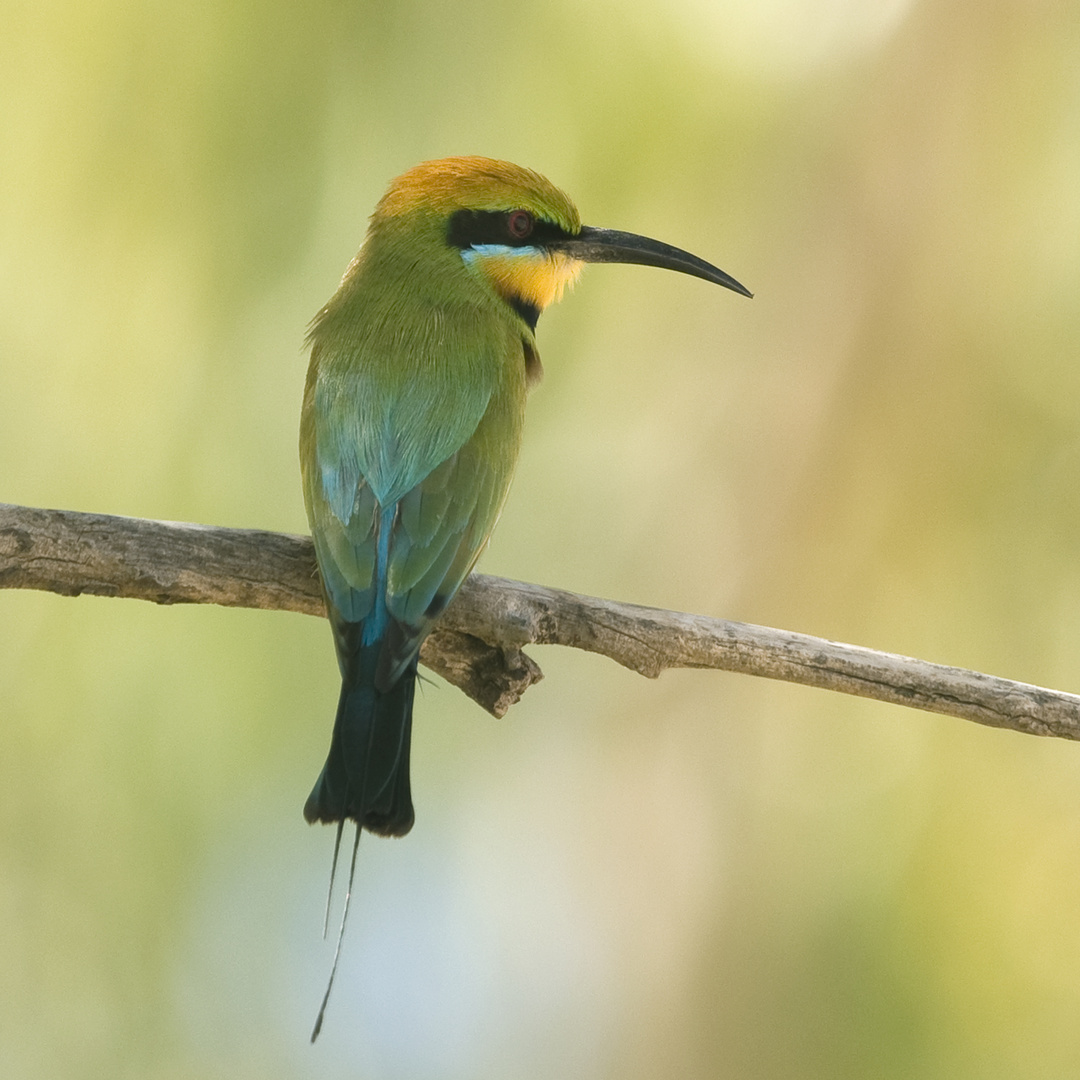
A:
[[3, 501, 1080, 738]]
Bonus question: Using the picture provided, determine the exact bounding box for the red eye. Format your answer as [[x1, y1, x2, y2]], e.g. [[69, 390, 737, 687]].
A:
[[506, 210, 534, 239]]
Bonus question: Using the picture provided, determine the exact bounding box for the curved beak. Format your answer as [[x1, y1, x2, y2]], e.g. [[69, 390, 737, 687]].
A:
[[552, 225, 753, 298]]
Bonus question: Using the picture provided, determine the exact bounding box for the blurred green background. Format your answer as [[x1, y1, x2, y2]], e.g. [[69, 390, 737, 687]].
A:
[[4, 0, 1080, 1076]]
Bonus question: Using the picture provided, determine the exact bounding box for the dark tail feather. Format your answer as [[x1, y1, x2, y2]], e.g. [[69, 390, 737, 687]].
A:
[[304, 630, 418, 837]]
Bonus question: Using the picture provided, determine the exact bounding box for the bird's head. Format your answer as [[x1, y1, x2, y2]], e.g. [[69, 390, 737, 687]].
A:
[[364, 156, 751, 331]]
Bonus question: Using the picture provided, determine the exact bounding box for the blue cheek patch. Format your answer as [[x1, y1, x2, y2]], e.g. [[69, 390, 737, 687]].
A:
[[462, 244, 541, 262]]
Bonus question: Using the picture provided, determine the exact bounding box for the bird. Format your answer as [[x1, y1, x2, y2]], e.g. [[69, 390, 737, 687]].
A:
[[299, 155, 750, 1036], [301, 156, 750, 838]]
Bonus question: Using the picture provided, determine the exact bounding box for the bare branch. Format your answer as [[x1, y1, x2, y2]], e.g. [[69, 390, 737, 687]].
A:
[[3, 502, 1079, 738]]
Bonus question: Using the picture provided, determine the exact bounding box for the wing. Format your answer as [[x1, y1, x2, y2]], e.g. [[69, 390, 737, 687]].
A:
[[377, 427, 510, 686], [305, 396, 516, 684], [302, 350, 525, 679], [301, 277, 529, 683]]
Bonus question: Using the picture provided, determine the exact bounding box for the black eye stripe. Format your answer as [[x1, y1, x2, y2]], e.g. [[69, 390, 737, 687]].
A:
[[447, 209, 574, 250]]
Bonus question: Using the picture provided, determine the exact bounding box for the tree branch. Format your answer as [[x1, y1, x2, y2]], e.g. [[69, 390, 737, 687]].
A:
[[3, 502, 1079, 739]]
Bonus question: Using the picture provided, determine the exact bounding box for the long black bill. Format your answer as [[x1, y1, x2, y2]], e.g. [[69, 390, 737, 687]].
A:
[[554, 225, 752, 298]]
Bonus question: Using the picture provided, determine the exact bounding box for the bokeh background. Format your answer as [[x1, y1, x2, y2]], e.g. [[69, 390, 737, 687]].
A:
[[3, 0, 1080, 1076]]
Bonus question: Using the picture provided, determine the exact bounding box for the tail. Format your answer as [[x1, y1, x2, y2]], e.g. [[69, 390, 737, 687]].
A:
[[304, 621, 418, 837]]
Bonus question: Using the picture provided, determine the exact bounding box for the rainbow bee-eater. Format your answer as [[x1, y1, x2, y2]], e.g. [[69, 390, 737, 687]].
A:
[[300, 156, 749, 839], [300, 156, 750, 1036]]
